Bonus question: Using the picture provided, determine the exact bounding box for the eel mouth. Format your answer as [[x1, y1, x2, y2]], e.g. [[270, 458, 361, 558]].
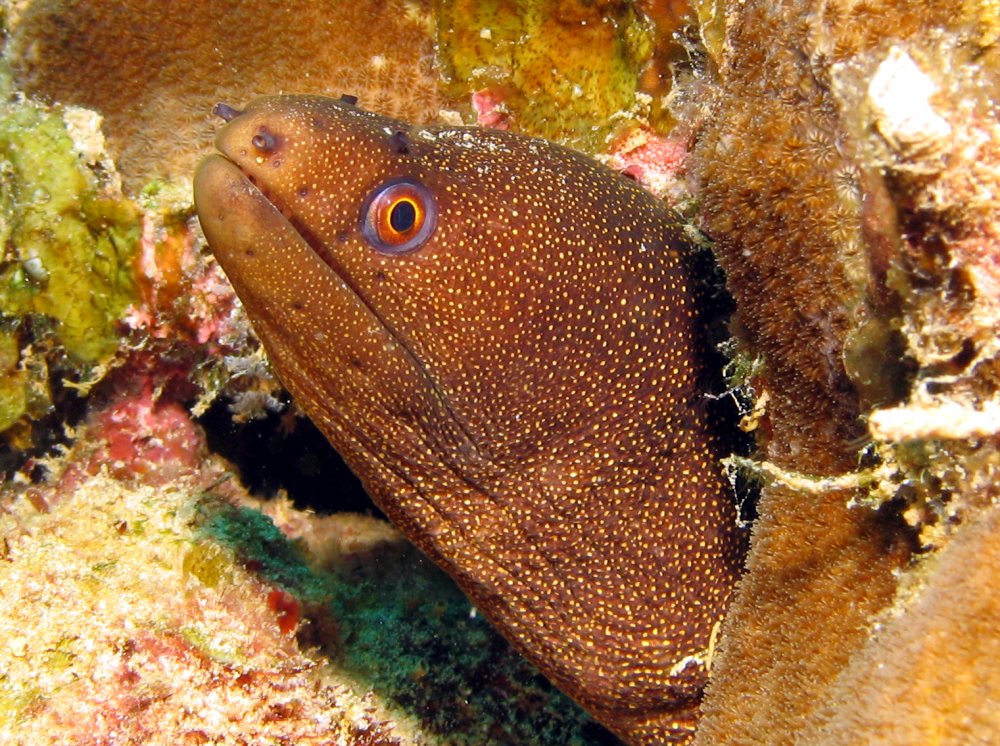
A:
[[219, 153, 336, 269], [194, 150, 367, 322]]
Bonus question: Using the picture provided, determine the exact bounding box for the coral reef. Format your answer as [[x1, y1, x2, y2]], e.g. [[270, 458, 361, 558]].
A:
[[0, 94, 264, 453], [0, 101, 139, 432], [814, 498, 1000, 743], [688, 0, 1000, 742], [6, 0, 442, 188], [0, 408, 612, 745], [0, 471, 406, 746], [0, 0, 997, 742]]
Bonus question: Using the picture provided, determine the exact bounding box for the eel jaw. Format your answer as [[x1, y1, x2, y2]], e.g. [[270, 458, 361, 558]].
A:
[[193, 153, 310, 288]]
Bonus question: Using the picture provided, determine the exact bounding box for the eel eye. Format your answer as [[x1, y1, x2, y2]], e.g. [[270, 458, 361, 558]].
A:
[[360, 179, 436, 254]]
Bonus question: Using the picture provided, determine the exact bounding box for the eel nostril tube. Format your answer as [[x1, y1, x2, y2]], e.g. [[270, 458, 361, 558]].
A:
[[212, 103, 243, 122]]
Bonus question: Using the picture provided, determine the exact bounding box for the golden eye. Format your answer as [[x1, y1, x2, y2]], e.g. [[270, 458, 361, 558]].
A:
[[360, 179, 437, 254]]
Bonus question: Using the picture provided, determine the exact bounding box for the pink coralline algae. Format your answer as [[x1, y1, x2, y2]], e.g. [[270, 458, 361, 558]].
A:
[[605, 126, 691, 200], [50, 383, 207, 494]]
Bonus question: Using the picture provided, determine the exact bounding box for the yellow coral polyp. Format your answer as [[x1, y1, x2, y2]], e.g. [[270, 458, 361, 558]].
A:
[[438, 0, 655, 151]]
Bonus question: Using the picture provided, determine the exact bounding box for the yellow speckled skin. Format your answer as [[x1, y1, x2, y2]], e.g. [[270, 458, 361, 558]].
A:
[[194, 95, 742, 744]]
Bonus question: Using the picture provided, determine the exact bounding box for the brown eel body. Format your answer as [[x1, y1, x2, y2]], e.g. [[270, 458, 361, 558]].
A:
[[193, 94, 743, 744]]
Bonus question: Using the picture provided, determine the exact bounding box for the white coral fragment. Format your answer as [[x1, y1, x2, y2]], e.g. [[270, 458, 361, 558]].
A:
[[868, 399, 1000, 441], [867, 46, 951, 158]]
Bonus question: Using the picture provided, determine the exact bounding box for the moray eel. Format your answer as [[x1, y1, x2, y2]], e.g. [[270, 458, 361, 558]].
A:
[[193, 94, 743, 745]]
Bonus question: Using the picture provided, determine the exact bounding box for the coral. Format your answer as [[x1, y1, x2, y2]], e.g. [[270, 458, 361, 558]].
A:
[[2, 0, 997, 742], [0, 471, 406, 746], [123, 180, 268, 420], [438, 0, 656, 151], [0, 95, 272, 445], [688, 3, 912, 730], [0, 393, 611, 744], [0, 102, 139, 361], [812, 499, 1000, 743], [833, 31, 1000, 544], [7, 0, 443, 189], [692, 9, 869, 463], [686, 0, 1000, 742], [0, 100, 140, 432], [60, 384, 207, 487], [601, 125, 691, 203]]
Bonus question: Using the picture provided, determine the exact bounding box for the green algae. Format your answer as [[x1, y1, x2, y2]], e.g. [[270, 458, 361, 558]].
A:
[[326, 546, 606, 745], [0, 326, 27, 431], [178, 623, 244, 665], [196, 501, 328, 602], [438, 0, 654, 152], [0, 683, 41, 729], [197, 498, 608, 744], [0, 102, 140, 431]]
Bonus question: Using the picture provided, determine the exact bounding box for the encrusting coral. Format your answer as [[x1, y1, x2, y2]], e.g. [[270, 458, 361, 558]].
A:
[[0, 101, 139, 432], [0, 93, 265, 449], [437, 0, 655, 150], [0, 404, 613, 745], [812, 498, 1000, 743], [0, 471, 406, 746], [8, 0, 702, 192]]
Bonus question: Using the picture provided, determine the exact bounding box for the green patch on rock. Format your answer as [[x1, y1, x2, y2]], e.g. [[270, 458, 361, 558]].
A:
[[0, 682, 42, 729], [196, 500, 328, 604], [0, 326, 28, 431], [198, 497, 608, 744], [325, 545, 605, 745]]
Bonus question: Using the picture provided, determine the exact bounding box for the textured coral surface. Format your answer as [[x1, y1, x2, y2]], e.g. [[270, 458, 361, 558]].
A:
[[813, 499, 1000, 743], [690, 0, 1000, 742], [0, 100, 139, 431], [438, 0, 654, 150], [0, 472, 405, 746], [0, 462, 610, 745], [8, 0, 443, 187]]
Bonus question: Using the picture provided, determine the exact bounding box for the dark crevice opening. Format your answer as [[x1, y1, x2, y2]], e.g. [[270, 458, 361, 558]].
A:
[[198, 393, 383, 518]]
